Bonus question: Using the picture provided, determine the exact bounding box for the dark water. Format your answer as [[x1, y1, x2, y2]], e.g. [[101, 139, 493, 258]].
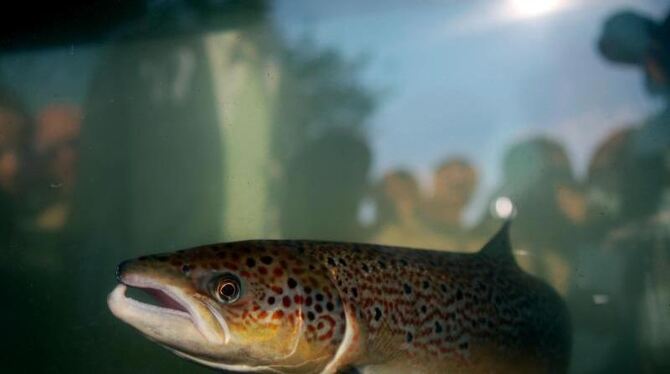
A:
[[1, 1, 669, 373]]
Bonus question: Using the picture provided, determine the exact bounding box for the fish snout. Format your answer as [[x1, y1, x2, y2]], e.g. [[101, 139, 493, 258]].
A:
[[116, 259, 133, 283]]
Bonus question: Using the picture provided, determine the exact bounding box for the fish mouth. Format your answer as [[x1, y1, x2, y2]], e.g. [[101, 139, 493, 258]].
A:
[[108, 282, 191, 321], [108, 270, 228, 346]]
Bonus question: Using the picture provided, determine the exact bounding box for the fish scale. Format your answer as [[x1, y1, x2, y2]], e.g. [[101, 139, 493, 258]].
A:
[[109, 223, 571, 373]]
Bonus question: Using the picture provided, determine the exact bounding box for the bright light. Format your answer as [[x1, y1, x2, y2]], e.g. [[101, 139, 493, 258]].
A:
[[510, 0, 561, 18], [492, 196, 515, 219]]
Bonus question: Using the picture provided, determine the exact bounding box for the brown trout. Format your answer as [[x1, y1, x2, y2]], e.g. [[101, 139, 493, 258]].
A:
[[108, 223, 570, 373]]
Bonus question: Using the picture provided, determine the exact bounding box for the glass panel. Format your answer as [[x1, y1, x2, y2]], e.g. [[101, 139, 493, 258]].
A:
[[2, 1, 668, 372]]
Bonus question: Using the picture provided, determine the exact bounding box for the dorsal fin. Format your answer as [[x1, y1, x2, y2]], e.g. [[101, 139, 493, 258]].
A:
[[478, 220, 515, 264]]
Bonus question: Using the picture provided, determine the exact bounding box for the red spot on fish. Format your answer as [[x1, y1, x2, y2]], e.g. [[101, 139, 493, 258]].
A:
[[258, 266, 268, 275], [271, 286, 283, 295], [318, 330, 334, 341], [294, 295, 303, 304], [240, 270, 251, 278], [272, 310, 284, 320], [273, 267, 284, 277], [258, 311, 268, 319], [282, 296, 291, 308]]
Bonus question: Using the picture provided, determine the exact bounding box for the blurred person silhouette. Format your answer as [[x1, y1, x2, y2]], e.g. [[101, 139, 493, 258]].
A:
[[0, 84, 60, 373], [372, 169, 447, 249], [564, 127, 640, 374], [280, 130, 372, 242], [22, 104, 82, 233], [595, 9, 670, 372], [476, 136, 585, 295], [423, 158, 478, 249], [584, 127, 640, 241], [598, 9, 669, 221], [0, 86, 27, 247]]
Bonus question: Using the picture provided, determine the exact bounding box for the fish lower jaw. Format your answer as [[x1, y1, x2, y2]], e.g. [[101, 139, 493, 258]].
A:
[[107, 283, 226, 345]]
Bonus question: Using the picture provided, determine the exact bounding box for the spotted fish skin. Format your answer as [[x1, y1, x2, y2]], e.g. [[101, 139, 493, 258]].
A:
[[304, 225, 571, 373], [110, 224, 570, 373]]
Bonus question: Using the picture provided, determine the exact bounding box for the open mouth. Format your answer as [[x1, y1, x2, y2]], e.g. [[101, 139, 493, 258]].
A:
[[108, 274, 229, 345], [110, 274, 192, 320], [125, 285, 190, 314]]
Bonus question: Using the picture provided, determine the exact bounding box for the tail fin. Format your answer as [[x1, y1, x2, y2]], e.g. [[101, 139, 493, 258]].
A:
[[478, 220, 515, 265]]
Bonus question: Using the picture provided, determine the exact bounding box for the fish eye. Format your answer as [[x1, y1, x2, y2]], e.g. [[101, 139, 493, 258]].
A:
[[209, 273, 241, 304]]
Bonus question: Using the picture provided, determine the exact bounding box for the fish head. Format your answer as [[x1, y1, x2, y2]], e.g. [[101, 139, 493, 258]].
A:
[[108, 241, 346, 372]]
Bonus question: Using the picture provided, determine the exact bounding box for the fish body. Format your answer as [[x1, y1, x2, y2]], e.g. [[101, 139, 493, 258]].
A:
[[108, 224, 570, 373]]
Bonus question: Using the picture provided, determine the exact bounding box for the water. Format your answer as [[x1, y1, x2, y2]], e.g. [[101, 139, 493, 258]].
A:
[[1, 1, 669, 372]]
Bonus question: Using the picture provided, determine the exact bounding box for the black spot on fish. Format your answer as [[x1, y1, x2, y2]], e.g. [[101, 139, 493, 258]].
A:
[[326, 302, 334, 311], [315, 304, 323, 313], [406, 332, 413, 343], [435, 321, 443, 334], [181, 264, 191, 273], [351, 287, 358, 298], [307, 311, 315, 321], [267, 296, 275, 305], [459, 341, 469, 350], [422, 280, 429, 289], [338, 258, 347, 266], [327, 257, 336, 267], [260, 256, 273, 265], [304, 286, 312, 294], [362, 264, 370, 273], [399, 259, 408, 266], [377, 260, 386, 269], [316, 293, 324, 302], [246, 258, 256, 268], [403, 284, 412, 294], [374, 307, 382, 321], [287, 278, 297, 289], [440, 284, 447, 293], [420, 305, 427, 314], [456, 289, 463, 301]]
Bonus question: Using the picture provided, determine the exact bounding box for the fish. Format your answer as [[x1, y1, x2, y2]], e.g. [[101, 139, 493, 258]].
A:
[[108, 222, 571, 373]]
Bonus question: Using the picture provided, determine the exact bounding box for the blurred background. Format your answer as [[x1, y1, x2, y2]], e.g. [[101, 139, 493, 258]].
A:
[[1, 0, 669, 373]]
